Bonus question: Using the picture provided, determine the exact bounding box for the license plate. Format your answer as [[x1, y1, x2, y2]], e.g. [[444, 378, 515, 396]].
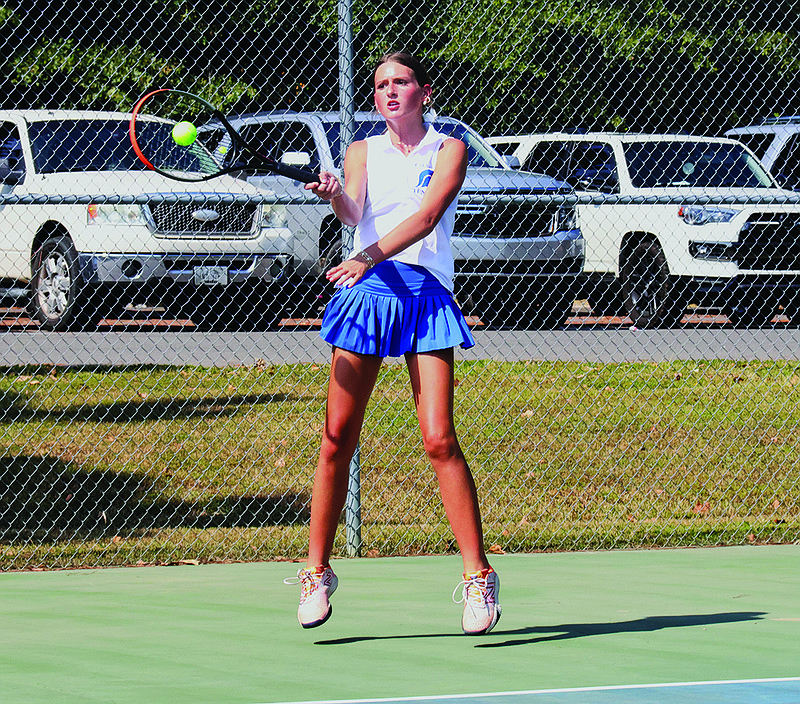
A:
[[193, 265, 228, 286]]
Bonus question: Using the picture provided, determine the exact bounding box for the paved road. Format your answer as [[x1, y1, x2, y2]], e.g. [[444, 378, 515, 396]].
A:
[[2, 306, 799, 366]]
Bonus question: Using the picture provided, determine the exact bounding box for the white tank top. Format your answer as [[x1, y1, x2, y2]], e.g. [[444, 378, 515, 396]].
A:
[[354, 126, 458, 291]]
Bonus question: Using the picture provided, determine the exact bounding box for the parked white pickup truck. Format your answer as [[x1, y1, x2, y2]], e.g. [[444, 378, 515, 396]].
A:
[[0, 110, 292, 330], [487, 132, 800, 328]]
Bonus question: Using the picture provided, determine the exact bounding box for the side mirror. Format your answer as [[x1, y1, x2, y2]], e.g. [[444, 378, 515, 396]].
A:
[[282, 151, 312, 167]]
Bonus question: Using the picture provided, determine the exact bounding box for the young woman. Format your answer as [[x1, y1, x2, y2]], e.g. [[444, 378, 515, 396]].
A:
[[287, 52, 500, 635]]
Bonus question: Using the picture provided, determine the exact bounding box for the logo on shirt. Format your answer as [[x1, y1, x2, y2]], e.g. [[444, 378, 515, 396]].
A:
[[414, 169, 434, 195]]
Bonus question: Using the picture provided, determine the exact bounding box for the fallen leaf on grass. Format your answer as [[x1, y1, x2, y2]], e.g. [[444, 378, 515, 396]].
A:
[[489, 544, 506, 554]]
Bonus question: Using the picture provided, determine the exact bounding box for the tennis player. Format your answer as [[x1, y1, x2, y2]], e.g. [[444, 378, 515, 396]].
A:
[[287, 52, 500, 635]]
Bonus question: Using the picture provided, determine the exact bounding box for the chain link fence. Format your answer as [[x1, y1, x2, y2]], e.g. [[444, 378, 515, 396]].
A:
[[1, 0, 799, 569]]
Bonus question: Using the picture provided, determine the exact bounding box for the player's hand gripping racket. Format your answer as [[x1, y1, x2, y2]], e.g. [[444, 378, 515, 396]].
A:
[[129, 89, 318, 183]]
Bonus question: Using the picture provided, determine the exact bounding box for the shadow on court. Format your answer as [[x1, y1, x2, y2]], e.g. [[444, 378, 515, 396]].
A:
[[315, 611, 766, 647]]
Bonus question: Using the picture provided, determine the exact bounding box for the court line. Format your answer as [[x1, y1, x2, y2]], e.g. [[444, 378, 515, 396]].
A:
[[263, 677, 800, 704]]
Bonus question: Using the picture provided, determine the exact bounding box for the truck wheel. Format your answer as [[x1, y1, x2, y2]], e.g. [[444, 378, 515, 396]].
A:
[[31, 236, 100, 331], [621, 239, 684, 328], [317, 237, 343, 274]]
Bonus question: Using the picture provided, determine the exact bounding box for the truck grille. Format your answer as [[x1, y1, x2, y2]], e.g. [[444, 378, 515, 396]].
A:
[[737, 212, 800, 270], [147, 202, 259, 237], [455, 199, 556, 238]]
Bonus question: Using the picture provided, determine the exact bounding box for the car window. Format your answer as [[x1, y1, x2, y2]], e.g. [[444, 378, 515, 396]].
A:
[[239, 123, 286, 160], [0, 122, 24, 177], [523, 141, 618, 191], [770, 132, 800, 190], [221, 121, 322, 173], [322, 119, 391, 167], [29, 119, 212, 174], [276, 122, 320, 171], [432, 122, 505, 168], [731, 133, 774, 160], [623, 141, 773, 188], [569, 143, 619, 193], [523, 141, 572, 180], [322, 119, 505, 169], [490, 140, 520, 156]]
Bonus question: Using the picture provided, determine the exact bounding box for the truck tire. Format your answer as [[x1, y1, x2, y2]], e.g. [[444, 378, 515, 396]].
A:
[[621, 239, 684, 328], [30, 236, 101, 331]]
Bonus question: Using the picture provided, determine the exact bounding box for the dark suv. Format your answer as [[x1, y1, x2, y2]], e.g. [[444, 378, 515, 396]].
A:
[[200, 112, 584, 329]]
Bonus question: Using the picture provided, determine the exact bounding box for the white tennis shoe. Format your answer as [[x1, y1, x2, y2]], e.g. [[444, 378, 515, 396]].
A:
[[453, 568, 501, 635], [285, 566, 338, 628]]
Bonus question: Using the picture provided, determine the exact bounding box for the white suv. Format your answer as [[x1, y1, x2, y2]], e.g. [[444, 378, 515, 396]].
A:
[[0, 110, 293, 330], [725, 117, 800, 190], [488, 132, 798, 327]]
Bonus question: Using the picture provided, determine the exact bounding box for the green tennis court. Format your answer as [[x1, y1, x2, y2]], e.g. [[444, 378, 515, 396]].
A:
[[1, 545, 798, 704]]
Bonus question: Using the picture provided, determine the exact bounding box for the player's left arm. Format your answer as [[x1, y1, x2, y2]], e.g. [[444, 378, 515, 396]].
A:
[[325, 138, 467, 287], [373, 137, 467, 261]]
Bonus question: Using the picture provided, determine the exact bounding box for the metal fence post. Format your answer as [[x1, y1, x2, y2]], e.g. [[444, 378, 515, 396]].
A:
[[338, 0, 362, 558]]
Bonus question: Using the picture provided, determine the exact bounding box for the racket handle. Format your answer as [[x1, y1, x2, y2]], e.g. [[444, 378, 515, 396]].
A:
[[272, 162, 318, 184]]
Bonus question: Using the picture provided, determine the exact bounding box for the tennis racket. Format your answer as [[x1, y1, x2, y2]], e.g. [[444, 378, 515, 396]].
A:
[[129, 89, 318, 183]]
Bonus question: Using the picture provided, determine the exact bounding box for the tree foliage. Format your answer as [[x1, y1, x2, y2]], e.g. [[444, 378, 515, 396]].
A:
[[1, 0, 799, 135]]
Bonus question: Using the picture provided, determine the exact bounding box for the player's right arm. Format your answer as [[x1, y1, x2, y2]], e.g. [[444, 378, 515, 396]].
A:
[[305, 140, 367, 227]]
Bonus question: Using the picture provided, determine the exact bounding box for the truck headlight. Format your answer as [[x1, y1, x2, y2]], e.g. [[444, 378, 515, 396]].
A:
[[678, 205, 739, 225], [87, 204, 147, 225], [261, 203, 288, 228], [553, 204, 578, 232]]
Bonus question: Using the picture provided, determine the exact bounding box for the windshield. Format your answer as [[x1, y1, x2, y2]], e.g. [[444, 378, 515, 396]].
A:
[[322, 118, 506, 169], [29, 118, 218, 174], [624, 141, 774, 188]]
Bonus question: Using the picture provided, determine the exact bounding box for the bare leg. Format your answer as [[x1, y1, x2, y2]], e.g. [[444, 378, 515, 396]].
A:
[[406, 348, 490, 574], [306, 347, 382, 570]]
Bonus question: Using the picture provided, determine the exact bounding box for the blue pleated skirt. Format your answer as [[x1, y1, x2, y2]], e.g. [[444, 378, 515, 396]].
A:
[[320, 261, 475, 357]]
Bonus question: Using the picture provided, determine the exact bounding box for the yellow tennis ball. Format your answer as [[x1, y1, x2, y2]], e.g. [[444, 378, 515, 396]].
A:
[[171, 121, 197, 147]]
